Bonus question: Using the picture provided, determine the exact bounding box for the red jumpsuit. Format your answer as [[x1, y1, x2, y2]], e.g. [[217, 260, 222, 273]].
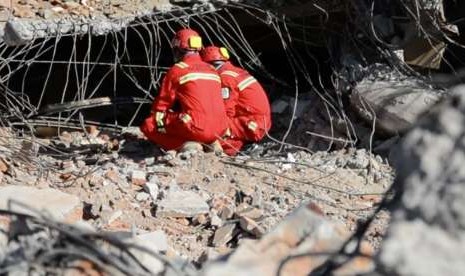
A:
[[140, 54, 228, 150], [218, 62, 272, 155]]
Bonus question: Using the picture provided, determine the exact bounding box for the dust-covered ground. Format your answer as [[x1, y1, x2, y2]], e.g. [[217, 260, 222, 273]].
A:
[[0, 122, 393, 265]]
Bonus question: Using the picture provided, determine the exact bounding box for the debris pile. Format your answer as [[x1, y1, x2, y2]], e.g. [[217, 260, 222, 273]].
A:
[[376, 85, 465, 276], [0, 122, 393, 270]]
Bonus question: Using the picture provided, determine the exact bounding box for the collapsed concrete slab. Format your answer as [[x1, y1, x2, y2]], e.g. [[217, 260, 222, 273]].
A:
[[350, 78, 444, 135], [376, 85, 465, 275], [0, 185, 82, 221]]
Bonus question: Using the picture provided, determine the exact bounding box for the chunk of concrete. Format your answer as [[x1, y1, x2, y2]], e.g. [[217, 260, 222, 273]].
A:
[[143, 182, 159, 201], [213, 223, 237, 248], [128, 230, 168, 274], [203, 203, 374, 276], [350, 79, 442, 135], [157, 190, 209, 218], [376, 85, 465, 276], [130, 170, 146, 186], [0, 186, 81, 221]]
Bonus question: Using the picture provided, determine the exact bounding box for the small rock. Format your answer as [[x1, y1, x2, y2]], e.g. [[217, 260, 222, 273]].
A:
[[219, 205, 235, 220], [346, 149, 370, 169], [105, 168, 120, 183], [0, 158, 8, 173], [237, 208, 264, 220], [128, 231, 168, 274], [135, 192, 150, 202], [143, 182, 159, 201], [236, 203, 250, 214], [193, 214, 208, 225], [76, 160, 86, 168], [213, 223, 236, 247], [157, 190, 209, 218], [252, 189, 263, 207], [89, 174, 104, 186], [145, 157, 155, 166], [107, 210, 123, 225], [131, 170, 146, 186], [211, 213, 223, 227], [239, 216, 264, 237], [60, 160, 75, 170]]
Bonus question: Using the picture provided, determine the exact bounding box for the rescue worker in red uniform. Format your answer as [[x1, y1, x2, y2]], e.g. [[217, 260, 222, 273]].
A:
[[140, 30, 228, 152], [200, 46, 272, 155]]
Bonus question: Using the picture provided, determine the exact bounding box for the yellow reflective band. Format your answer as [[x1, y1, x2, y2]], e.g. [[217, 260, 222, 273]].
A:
[[221, 71, 239, 78], [248, 121, 258, 132], [179, 73, 221, 85], [180, 113, 192, 124], [238, 76, 257, 91], [175, 62, 189, 69], [154, 112, 166, 132], [188, 36, 202, 49], [220, 47, 230, 59]]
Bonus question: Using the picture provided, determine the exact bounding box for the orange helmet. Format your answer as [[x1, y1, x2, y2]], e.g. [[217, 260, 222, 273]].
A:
[[172, 29, 203, 50], [200, 46, 230, 62]]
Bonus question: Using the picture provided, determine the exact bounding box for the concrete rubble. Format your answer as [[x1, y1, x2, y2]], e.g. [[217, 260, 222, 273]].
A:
[[203, 203, 375, 276], [0, 122, 394, 274], [350, 64, 445, 135], [376, 85, 465, 276], [157, 187, 209, 218], [0, 0, 464, 275], [0, 186, 82, 221]]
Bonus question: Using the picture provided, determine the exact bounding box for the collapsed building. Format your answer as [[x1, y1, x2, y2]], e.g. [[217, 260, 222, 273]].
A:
[[0, 0, 464, 275], [0, 0, 463, 142]]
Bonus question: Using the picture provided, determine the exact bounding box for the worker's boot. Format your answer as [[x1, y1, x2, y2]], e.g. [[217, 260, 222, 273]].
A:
[[179, 141, 203, 153], [204, 140, 224, 155]]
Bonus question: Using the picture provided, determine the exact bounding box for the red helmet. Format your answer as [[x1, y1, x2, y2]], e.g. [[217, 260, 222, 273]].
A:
[[172, 29, 203, 51], [200, 46, 230, 62]]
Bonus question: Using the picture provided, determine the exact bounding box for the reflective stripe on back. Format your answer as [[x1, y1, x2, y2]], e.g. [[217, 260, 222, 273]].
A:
[[221, 71, 239, 78], [175, 62, 189, 69], [179, 73, 221, 85], [237, 76, 257, 91]]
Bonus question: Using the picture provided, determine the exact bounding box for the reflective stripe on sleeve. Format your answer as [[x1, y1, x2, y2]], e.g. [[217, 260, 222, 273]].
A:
[[179, 73, 221, 85], [154, 111, 166, 133], [237, 76, 257, 91]]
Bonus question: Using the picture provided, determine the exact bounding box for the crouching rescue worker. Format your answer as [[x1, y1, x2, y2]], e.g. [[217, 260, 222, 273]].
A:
[[140, 29, 228, 153], [200, 46, 272, 155]]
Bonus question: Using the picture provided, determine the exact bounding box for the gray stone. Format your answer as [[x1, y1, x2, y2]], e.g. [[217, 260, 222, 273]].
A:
[[350, 78, 442, 135], [157, 190, 209, 218], [128, 230, 168, 274], [211, 213, 223, 227], [0, 186, 81, 220], [130, 170, 146, 185], [212, 223, 236, 247], [145, 157, 155, 166], [135, 192, 150, 202], [143, 182, 159, 201], [346, 149, 370, 169]]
